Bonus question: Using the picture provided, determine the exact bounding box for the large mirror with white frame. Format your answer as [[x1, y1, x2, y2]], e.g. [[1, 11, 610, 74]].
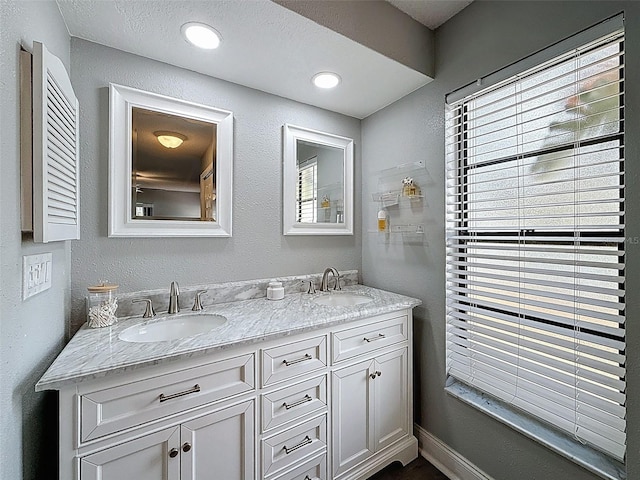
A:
[[283, 124, 354, 235], [108, 83, 233, 237]]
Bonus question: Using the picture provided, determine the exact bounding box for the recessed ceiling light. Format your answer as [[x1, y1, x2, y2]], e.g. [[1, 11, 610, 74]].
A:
[[181, 22, 222, 50], [312, 72, 341, 89], [154, 131, 187, 149]]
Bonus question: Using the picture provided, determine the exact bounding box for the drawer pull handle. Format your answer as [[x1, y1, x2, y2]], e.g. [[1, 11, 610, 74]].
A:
[[370, 370, 382, 379], [304, 477, 311, 480], [159, 384, 201, 403], [182, 442, 192, 453], [168, 448, 179, 458], [363, 333, 386, 343], [283, 353, 312, 366], [283, 435, 312, 454], [283, 395, 312, 410]]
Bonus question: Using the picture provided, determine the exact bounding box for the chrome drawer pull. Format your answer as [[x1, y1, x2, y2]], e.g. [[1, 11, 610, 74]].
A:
[[283, 395, 312, 410], [283, 353, 312, 366], [159, 384, 201, 403], [283, 435, 312, 454], [363, 333, 386, 343]]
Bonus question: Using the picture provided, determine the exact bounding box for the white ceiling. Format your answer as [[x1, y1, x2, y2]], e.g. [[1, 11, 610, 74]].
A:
[[56, 0, 468, 119]]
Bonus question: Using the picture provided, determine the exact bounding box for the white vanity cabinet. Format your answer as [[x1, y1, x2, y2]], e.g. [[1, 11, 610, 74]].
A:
[[79, 400, 255, 480], [54, 308, 417, 480], [260, 335, 329, 479], [331, 317, 410, 479], [71, 353, 257, 480], [79, 427, 180, 480], [180, 400, 256, 479]]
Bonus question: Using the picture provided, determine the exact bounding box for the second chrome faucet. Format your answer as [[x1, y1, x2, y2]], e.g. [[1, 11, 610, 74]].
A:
[[320, 267, 341, 292], [168, 281, 180, 314]]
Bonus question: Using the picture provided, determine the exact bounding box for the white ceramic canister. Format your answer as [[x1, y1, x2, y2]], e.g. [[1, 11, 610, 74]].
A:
[[86, 283, 119, 327], [266, 281, 285, 300]]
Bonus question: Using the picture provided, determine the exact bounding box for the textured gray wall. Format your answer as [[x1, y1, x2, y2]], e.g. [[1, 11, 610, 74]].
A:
[[362, 2, 638, 479], [69, 39, 362, 332], [0, 2, 71, 480]]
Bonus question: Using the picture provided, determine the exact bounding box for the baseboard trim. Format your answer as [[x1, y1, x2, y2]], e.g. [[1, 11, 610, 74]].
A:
[[414, 424, 495, 480], [336, 435, 418, 480]]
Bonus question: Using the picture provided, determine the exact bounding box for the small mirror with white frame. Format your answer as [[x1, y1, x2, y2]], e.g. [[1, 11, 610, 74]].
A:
[[108, 84, 233, 237], [283, 124, 354, 235]]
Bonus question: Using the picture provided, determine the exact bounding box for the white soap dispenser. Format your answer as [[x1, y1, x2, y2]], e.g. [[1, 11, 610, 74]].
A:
[[266, 281, 285, 300]]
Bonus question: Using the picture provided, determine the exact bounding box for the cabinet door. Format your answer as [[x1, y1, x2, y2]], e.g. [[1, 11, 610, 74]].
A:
[[373, 348, 408, 451], [331, 359, 375, 477], [80, 427, 180, 480], [180, 399, 255, 480]]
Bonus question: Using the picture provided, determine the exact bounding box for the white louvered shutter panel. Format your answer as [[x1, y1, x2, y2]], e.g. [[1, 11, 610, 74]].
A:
[[32, 41, 80, 243], [446, 28, 625, 461]]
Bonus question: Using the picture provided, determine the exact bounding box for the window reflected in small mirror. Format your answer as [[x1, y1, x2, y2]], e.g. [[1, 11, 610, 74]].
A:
[[296, 140, 344, 224], [283, 124, 353, 235]]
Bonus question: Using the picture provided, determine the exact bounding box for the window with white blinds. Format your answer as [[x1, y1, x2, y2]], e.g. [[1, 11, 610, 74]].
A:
[[445, 28, 625, 461], [297, 157, 318, 223]]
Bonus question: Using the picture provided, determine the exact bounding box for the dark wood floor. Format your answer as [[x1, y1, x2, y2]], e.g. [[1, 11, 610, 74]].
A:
[[367, 456, 450, 480]]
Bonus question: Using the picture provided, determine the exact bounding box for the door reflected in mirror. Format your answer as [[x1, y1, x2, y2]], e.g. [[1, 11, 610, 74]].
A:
[[132, 107, 217, 222], [283, 124, 353, 235], [109, 84, 233, 237]]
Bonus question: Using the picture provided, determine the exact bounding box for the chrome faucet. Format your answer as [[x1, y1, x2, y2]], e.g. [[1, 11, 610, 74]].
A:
[[168, 281, 180, 314], [302, 279, 317, 294], [320, 267, 341, 292]]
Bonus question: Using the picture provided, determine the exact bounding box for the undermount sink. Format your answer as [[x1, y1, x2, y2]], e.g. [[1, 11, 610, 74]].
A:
[[312, 293, 373, 307], [119, 313, 227, 343]]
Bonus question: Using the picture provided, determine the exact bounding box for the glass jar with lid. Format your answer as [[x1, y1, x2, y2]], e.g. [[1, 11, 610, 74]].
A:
[[86, 283, 119, 328]]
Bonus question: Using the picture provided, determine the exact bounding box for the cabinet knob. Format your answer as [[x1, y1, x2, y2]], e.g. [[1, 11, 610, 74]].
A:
[[182, 442, 192, 453], [369, 370, 382, 379], [169, 448, 179, 458]]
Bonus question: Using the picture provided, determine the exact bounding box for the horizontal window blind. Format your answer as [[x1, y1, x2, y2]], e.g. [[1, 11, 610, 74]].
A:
[[297, 157, 317, 223], [445, 29, 625, 461]]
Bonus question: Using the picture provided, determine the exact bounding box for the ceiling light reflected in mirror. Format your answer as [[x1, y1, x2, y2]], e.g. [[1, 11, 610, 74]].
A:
[[181, 22, 222, 49], [154, 131, 187, 149]]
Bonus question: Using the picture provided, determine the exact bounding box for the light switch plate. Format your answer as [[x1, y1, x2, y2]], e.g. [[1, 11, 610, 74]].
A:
[[23, 253, 52, 300]]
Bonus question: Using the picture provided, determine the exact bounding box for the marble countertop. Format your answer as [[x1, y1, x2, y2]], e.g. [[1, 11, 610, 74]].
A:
[[36, 285, 420, 391]]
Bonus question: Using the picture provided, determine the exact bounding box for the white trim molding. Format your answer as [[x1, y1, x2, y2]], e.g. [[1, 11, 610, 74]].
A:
[[108, 83, 234, 237], [415, 424, 495, 480], [282, 123, 354, 236]]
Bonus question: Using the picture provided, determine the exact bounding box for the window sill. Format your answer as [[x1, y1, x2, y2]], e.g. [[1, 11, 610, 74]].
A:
[[445, 378, 625, 480]]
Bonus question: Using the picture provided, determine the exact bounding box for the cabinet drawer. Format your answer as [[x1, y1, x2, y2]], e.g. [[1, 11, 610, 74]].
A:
[[262, 414, 327, 478], [331, 315, 407, 363], [269, 453, 327, 480], [80, 353, 255, 442], [262, 375, 327, 432], [262, 336, 327, 387]]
